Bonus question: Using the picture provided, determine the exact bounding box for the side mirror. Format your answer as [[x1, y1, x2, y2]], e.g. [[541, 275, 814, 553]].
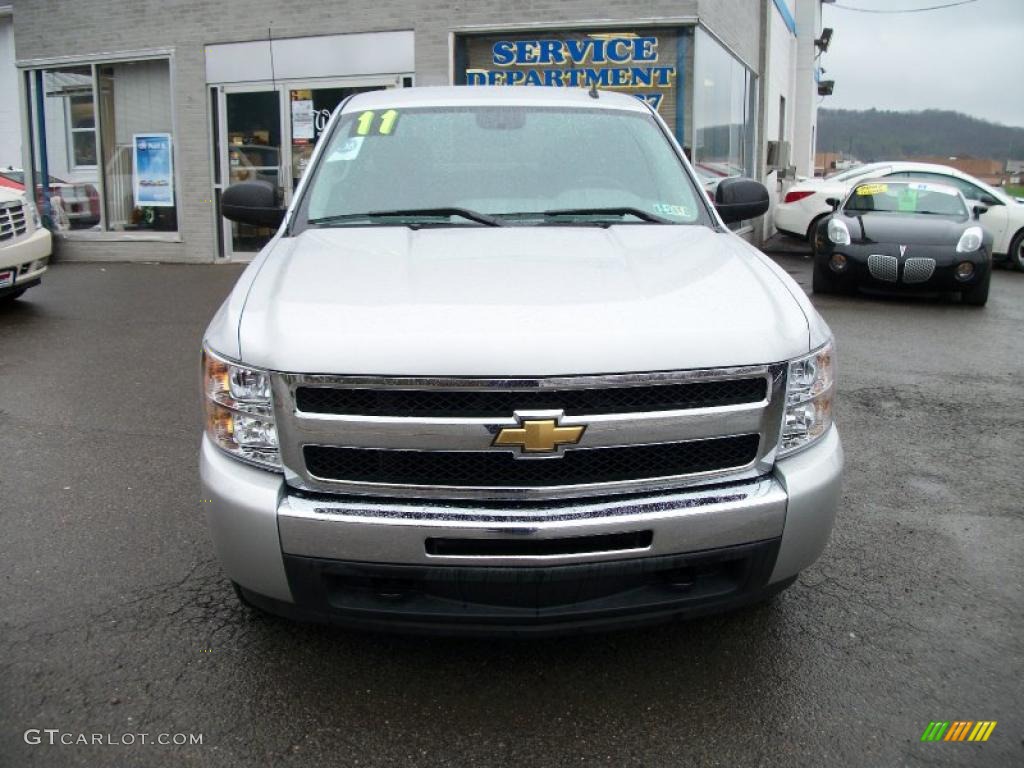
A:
[[825, 197, 841, 210], [221, 181, 285, 228], [973, 205, 988, 219], [714, 177, 770, 224], [977, 193, 1000, 207]]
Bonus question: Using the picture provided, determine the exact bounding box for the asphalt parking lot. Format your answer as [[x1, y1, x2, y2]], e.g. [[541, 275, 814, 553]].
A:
[[1, 256, 1022, 767]]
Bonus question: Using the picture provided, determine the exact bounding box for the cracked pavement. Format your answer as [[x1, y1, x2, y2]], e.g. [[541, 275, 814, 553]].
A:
[[1, 258, 1021, 767]]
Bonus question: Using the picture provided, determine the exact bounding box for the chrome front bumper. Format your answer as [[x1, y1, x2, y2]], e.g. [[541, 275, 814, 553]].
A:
[[200, 427, 843, 606], [277, 478, 787, 566]]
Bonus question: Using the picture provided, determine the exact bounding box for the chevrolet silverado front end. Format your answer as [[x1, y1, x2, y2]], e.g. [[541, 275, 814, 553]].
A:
[[200, 87, 842, 634]]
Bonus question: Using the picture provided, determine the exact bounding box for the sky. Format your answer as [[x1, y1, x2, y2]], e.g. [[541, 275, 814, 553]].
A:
[[820, 0, 1024, 127]]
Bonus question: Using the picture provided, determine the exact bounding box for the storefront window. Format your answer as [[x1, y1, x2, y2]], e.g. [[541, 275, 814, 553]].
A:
[[692, 29, 756, 186], [28, 58, 177, 233]]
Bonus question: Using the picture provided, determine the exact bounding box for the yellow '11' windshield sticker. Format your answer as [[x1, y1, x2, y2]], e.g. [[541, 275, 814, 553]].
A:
[[355, 110, 399, 136], [856, 183, 888, 196]]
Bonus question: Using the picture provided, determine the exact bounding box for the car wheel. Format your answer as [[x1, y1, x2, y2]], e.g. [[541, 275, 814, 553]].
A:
[[961, 273, 990, 306], [806, 215, 828, 257], [1010, 230, 1024, 271], [812, 261, 842, 295], [0, 289, 26, 304]]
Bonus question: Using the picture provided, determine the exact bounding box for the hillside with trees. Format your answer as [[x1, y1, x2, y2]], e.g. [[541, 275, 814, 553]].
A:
[[817, 109, 1024, 162]]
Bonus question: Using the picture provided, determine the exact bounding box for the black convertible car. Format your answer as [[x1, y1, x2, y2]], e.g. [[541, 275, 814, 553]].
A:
[[812, 178, 992, 305]]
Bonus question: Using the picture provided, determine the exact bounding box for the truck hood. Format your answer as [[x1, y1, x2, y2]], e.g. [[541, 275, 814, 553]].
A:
[[0, 185, 26, 204], [233, 225, 812, 375]]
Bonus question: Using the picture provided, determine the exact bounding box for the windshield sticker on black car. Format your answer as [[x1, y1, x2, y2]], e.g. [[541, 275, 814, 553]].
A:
[[908, 182, 957, 195], [897, 188, 919, 212], [856, 183, 888, 196]]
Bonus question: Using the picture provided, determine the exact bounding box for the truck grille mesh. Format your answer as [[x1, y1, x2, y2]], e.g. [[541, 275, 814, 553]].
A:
[[303, 434, 761, 488], [0, 203, 27, 242], [296, 377, 767, 418]]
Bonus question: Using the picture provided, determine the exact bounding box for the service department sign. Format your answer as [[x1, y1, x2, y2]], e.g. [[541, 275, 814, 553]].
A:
[[460, 30, 685, 133]]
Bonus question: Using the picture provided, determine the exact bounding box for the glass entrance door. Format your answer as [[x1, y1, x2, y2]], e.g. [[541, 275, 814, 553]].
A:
[[216, 78, 404, 260], [223, 89, 283, 256], [287, 85, 386, 192]]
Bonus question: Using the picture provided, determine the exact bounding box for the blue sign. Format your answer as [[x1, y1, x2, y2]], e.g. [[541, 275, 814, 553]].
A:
[[464, 33, 677, 113], [132, 133, 174, 207]]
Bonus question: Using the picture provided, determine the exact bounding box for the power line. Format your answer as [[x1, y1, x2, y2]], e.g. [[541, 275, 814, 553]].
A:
[[831, 0, 978, 12]]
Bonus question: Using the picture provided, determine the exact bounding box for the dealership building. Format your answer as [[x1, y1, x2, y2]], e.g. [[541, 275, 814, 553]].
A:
[[9, 0, 832, 262]]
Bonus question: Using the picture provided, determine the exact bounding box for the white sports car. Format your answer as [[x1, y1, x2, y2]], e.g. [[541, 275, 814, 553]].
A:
[[774, 161, 1024, 270]]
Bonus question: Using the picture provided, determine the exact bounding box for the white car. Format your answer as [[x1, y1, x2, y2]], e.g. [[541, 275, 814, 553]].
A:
[[775, 162, 1024, 270], [0, 187, 51, 303]]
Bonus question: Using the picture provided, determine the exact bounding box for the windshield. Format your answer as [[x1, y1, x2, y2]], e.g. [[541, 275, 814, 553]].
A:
[[300, 105, 707, 228], [843, 181, 967, 217]]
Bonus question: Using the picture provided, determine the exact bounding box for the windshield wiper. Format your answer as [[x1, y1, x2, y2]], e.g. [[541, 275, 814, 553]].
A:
[[309, 207, 505, 228], [368, 207, 505, 227], [541, 207, 672, 224]]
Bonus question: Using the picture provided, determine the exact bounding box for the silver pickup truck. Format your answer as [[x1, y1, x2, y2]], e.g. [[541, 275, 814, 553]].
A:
[[201, 87, 842, 634]]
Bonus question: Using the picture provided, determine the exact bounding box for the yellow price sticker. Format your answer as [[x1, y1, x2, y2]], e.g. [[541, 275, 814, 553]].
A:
[[355, 110, 400, 136], [856, 183, 888, 196]]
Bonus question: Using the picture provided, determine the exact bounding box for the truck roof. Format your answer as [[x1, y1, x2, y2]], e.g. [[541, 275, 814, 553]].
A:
[[343, 85, 651, 113]]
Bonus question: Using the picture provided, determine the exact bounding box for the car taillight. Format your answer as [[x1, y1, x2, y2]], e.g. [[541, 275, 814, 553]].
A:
[[784, 190, 815, 204]]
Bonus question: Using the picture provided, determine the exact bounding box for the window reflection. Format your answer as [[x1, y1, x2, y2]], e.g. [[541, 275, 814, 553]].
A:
[[28, 60, 177, 233], [692, 29, 755, 187], [31, 67, 101, 230]]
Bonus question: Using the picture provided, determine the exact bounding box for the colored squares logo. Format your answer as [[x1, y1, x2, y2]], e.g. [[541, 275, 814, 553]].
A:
[[921, 721, 997, 742]]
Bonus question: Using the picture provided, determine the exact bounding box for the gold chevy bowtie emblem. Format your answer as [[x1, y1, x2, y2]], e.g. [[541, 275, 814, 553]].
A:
[[493, 419, 586, 454]]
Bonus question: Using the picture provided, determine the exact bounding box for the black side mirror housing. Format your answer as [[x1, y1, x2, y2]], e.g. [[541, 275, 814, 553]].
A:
[[221, 181, 286, 228], [714, 177, 770, 224], [977, 193, 1000, 207], [973, 205, 988, 219], [825, 197, 841, 210]]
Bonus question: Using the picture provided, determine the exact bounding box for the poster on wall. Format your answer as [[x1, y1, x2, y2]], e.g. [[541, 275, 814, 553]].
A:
[[132, 133, 174, 207]]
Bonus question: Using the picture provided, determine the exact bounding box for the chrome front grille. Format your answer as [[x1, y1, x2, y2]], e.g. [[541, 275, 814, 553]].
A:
[[303, 435, 761, 487], [0, 203, 27, 242], [902, 257, 936, 284], [867, 254, 898, 282], [273, 366, 787, 501], [295, 377, 768, 417]]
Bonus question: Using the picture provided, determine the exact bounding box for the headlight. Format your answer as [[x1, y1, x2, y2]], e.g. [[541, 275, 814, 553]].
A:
[[956, 226, 983, 253], [202, 346, 280, 469], [827, 218, 851, 246], [778, 341, 835, 457]]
